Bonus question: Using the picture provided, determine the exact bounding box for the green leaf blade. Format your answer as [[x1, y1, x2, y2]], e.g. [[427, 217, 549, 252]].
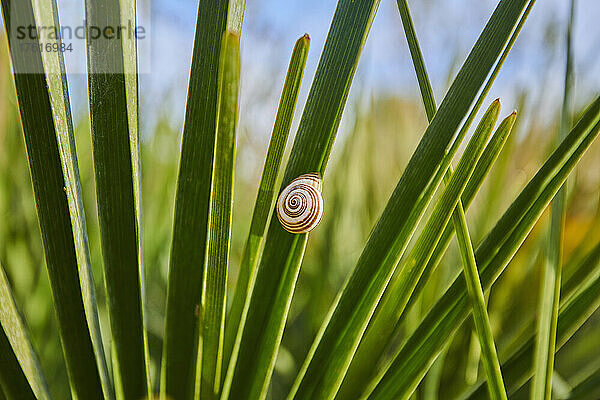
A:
[[453, 201, 506, 400], [83, 0, 150, 397], [396, 0, 436, 120], [531, 1, 576, 398], [222, 33, 309, 390], [452, 116, 516, 400], [0, 265, 50, 400], [196, 31, 240, 400], [161, 2, 245, 399]]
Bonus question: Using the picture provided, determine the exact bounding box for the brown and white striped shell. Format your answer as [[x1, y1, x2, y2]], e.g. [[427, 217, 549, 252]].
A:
[[276, 173, 323, 234]]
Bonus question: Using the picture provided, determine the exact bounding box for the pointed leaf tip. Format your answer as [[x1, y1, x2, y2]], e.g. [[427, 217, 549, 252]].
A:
[[225, 30, 241, 44]]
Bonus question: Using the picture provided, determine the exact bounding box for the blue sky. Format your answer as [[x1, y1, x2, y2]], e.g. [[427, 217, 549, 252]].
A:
[[9, 0, 600, 141], [144, 0, 599, 140]]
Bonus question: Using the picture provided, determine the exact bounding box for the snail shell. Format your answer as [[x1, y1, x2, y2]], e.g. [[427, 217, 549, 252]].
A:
[[277, 173, 323, 234]]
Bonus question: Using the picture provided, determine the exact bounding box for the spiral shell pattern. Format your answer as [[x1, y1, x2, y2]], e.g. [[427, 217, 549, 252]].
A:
[[277, 173, 323, 234]]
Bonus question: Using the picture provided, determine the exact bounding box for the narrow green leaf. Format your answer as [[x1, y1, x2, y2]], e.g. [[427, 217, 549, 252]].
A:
[[225, 1, 381, 398], [0, 264, 50, 400], [161, 1, 245, 398], [396, 0, 436, 120], [194, 31, 240, 400], [531, 1, 576, 398], [222, 34, 310, 388], [1, 1, 112, 398], [451, 141, 512, 400], [479, 93, 526, 235], [463, 237, 600, 399], [224, 233, 308, 400], [290, 1, 528, 398], [83, 0, 149, 398], [398, 0, 532, 322], [364, 107, 600, 400]]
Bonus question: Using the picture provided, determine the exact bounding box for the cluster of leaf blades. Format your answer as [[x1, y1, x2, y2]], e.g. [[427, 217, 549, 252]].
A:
[[394, 3, 513, 398], [160, 1, 237, 398], [1, 0, 600, 399], [196, 31, 240, 400], [339, 1, 532, 398], [365, 98, 600, 399], [291, 1, 530, 399], [1, 0, 111, 398], [222, 33, 310, 393], [462, 238, 600, 399]]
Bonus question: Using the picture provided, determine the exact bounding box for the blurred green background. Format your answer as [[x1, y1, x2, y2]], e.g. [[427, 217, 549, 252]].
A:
[[2, 1, 600, 398]]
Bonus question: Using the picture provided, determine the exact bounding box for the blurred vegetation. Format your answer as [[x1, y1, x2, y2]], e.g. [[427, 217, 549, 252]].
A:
[[1, 19, 600, 397]]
